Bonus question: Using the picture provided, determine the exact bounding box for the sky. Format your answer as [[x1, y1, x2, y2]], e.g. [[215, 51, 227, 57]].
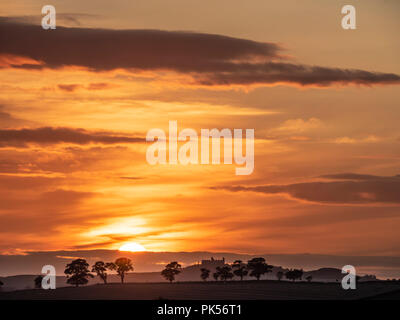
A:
[[0, 0, 400, 271]]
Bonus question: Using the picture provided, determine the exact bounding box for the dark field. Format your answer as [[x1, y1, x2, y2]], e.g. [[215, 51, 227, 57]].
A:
[[1, 281, 399, 300]]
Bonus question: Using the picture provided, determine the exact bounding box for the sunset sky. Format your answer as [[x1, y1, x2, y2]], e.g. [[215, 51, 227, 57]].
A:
[[0, 0, 400, 262]]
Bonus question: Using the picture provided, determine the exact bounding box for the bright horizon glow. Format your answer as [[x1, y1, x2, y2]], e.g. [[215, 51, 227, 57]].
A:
[[119, 242, 147, 252]]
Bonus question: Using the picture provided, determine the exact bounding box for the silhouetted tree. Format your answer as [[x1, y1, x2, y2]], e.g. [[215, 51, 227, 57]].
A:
[[161, 261, 182, 283], [200, 268, 210, 281], [285, 269, 303, 282], [34, 275, 43, 289], [215, 266, 234, 282], [92, 261, 109, 284], [213, 272, 219, 281], [296, 269, 303, 281], [232, 260, 248, 281], [306, 275, 313, 283], [285, 270, 295, 281], [97, 262, 111, 283], [64, 258, 94, 287], [247, 257, 273, 281], [108, 257, 134, 284], [276, 271, 284, 281]]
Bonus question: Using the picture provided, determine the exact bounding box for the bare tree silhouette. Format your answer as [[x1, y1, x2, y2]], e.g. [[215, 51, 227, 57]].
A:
[[200, 268, 210, 281], [91, 261, 109, 284], [64, 258, 94, 287], [108, 257, 134, 284], [276, 271, 284, 281], [232, 260, 248, 281], [247, 257, 273, 281], [161, 261, 182, 283]]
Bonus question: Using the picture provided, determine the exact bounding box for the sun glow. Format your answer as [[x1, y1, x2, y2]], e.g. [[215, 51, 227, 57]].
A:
[[119, 242, 147, 252]]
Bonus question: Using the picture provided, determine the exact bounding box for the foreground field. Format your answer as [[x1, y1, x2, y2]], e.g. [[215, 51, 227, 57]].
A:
[[1, 280, 399, 300]]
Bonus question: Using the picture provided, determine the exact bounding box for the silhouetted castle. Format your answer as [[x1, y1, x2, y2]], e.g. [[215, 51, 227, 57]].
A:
[[200, 257, 225, 268]]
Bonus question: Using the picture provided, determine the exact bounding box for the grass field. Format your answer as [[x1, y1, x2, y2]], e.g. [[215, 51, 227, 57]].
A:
[[1, 280, 399, 300]]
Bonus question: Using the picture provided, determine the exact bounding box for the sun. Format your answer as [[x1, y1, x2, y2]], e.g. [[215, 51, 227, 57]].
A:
[[119, 242, 147, 252]]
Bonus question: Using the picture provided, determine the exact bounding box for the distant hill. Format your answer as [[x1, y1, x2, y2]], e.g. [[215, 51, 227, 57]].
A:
[[1, 250, 399, 280], [0, 262, 378, 292], [303, 268, 377, 282]]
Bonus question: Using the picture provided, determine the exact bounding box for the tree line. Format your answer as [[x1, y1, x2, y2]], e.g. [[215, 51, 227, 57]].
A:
[[33, 257, 134, 287], [200, 258, 307, 283], [30, 257, 309, 288]]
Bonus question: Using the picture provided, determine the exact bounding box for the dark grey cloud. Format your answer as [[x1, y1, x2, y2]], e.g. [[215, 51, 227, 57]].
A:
[[1, 18, 399, 87], [57, 82, 114, 92], [57, 84, 80, 92], [194, 62, 400, 87], [3, 13, 101, 27], [0, 18, 280, 71], [0, 127, 145, 147], [319, 173, 398, 181], [212, 174, 400, 204]]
